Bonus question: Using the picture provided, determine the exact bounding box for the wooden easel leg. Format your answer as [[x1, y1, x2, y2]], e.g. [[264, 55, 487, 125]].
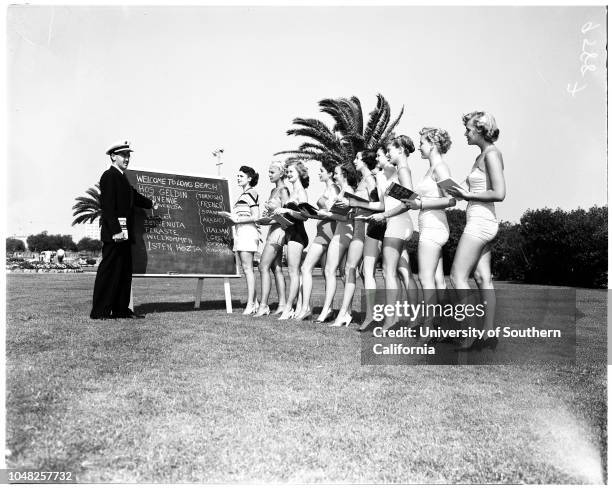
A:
[[194, 278, 203, 309], [224, 277, 232, 313]]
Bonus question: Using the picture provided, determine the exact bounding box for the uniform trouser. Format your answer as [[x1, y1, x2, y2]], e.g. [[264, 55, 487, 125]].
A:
[[90, 240, 133, 318]]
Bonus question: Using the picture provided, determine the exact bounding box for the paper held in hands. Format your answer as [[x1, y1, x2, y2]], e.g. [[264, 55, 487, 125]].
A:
[[118, 217, 129, 240], [437, 178, 468, 193], [343, 191, 369, 204], [296, 202, 320, 218], [255, 216, 274, 225], [329, 202, 351, 216], [385, 182, 417, 201], [271, 213, 294, 228]]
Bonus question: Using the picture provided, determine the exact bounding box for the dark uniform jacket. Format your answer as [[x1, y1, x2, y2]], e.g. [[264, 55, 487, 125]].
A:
[[99, 165, 153, 243]]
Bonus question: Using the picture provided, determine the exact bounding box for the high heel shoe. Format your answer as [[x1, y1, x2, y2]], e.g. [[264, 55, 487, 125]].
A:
[[295, 308, 313, 321], [332, 312, 352, 327], [242, 300, 259, 315], [253, 304, 270, 317], [380, 321, 401, 333], [470, 337, 498, 352], [357, 320, 377, 332], [314, 310, 334, 323], [272, 304, 286, 315], [278, 308, 295, 320]]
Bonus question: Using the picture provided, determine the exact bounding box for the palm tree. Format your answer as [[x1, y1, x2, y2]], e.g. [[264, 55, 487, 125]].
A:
[[276, 94, 404, 166], [72, 183, 102, 226]]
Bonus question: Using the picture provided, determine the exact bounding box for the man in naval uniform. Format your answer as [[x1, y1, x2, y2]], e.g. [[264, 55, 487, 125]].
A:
[[90, 140, 155, 319]]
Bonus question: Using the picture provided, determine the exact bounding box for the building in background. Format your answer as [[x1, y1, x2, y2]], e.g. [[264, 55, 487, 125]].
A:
[[73, 218, 101, 242]]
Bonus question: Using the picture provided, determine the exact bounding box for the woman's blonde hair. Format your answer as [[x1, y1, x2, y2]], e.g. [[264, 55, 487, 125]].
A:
[[284, 158, 310, 188], [419, 127, 452, 154], [463, 111, 500, 143], [269, 160, 286, 178]]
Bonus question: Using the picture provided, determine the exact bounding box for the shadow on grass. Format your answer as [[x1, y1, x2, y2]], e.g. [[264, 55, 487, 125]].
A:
[[135, 300, 300, 314], [136, 299, 244, 314]]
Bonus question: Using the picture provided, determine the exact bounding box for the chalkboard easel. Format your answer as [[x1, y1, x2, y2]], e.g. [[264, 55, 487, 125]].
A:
[[125, 167, 241, 313]]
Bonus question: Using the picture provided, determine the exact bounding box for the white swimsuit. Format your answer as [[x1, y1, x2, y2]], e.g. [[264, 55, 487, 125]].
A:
[[383, 173, 413, 241], [463, 151, 499, 243], [414, 168, 449, 248]]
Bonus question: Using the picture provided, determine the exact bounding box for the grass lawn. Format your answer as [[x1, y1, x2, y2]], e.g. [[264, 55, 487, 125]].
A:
[[5, 273, 607, 483]]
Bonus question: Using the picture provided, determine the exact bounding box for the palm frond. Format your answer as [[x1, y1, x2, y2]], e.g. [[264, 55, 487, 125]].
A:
[[362, 94, 386, 147], [379, 105, 405, 147], [85, 184, 101, 201], [72, 182, 102, 228], [71, 210, 101, 227], [287, 118, 342, 151], [297, 142, 338, 155], [369, 98, 391, 147], [278, 93, 401, 170], [349, 96, 363, 135], [273, 150, 323, 160], [319, 98, 361, 137], [72, 197, 100, 210]]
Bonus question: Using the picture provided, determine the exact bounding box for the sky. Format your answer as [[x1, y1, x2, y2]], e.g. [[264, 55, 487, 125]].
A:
[[6, 5, 607, 240]]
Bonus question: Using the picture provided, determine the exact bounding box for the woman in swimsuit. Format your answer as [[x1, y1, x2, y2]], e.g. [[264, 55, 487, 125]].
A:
[[254, 161, 290, 317], [295, 157, 340, 321], [314, 162, 359, 323], [219, 166, 261, 315], [332, 150, 378, 327], [403, 128, 456, 289], [272, 160, 310, 320], [401, 128, 456, 333], [358, 146, 389, 330], [446, 111, 506, 345], [368, 136, 418, 330]]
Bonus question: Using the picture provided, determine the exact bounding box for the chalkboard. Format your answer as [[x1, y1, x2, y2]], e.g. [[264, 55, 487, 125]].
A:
[[125, 168, 238, 276]]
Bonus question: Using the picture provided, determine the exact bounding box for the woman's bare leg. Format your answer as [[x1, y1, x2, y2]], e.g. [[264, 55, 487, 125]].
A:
[[298, 243, 325, 318]]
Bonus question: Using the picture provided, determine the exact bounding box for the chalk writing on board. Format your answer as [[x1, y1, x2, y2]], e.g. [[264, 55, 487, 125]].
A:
[[567, 21, 600, 97], [126, 169, 237, 275]]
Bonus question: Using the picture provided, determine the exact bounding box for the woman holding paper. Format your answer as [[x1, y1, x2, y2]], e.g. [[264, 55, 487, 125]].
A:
[[295, 157, 340, 321], [343, 146, 388, 330], [446, 111, 506, 347], [401, 128, 456, 289], [331, 150, 378, 327], [447, 112, 505, 287], [219, 166, 261, 315], [314, 162, 359, 323], [254, 161, 289, 317], [368, 135, 418, 330], [272, 160, 310, 320]]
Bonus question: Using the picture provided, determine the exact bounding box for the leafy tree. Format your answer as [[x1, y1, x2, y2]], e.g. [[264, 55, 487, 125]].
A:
[[519, 206, 606, 288], [276, 94, 404, 166], [72, 183, 101, 226], [490, 221, 528, 281], [6, 238, 26, 252], [27, 231, 77, 252], [77, 237, 103, 252]]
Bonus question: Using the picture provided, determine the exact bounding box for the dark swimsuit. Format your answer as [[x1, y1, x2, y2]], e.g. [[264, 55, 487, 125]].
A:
[[366, 187, 386, 241], [284, 201, 309, 247]]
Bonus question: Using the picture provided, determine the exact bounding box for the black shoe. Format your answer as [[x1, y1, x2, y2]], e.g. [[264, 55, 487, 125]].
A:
[[90, 314, 113, 320], [125, 313, 145, 319], [113, 310, 145, 319]]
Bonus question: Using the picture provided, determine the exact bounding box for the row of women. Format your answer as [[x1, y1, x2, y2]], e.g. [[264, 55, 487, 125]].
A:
[[220, 111, 506, 333]]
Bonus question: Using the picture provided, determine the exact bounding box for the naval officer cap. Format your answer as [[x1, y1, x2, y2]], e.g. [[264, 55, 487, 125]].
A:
[[106, 140, 134, 155]]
